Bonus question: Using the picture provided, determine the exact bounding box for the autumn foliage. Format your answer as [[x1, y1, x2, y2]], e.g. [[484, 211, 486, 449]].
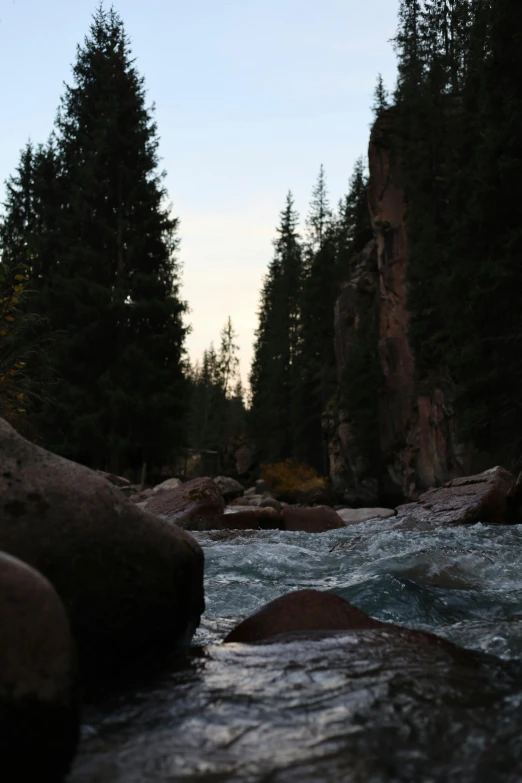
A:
[[261, 459, 325, 496]]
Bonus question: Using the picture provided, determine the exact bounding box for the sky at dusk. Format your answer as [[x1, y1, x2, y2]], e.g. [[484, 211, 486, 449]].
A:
[[0, 0, 399, 387]]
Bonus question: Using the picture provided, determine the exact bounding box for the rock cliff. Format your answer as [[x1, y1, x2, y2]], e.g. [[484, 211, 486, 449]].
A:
[[329, 109, 469, 502]]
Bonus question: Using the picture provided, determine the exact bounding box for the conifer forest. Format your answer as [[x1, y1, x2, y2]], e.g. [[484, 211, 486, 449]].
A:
[[1, 0, 521, 500]]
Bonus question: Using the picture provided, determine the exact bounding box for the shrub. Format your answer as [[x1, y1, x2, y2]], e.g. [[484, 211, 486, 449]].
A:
[[261, 459, 325, 496]]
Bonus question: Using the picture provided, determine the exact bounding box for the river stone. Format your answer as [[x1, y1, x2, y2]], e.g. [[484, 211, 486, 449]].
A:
[[396, 466, 515, 525], [213, 475, 244, 500], [0, 552, 78, 782], [151, 476, 182, 494], [224, 589, 467, 654], [259, 497, 282, 512], [281, 505, 343, 533], [220, 506, 281, 530], [0, 418, 204, 677], [144, 476, 224, 530], [337, 507, 396, 524]]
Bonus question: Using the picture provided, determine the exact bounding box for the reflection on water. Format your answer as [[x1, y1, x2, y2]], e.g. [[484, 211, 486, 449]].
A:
[[70, 521, 522, 782]]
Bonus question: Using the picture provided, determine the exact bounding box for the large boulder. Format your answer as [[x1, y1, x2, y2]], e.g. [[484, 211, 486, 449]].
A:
[[219, 506, 281, 530], [0, 419, 204, 677], [144, 476, 225, 530], [281, 505, 343, 533], [396, 466, 516, 525], [0, 552, 78, 782], [224, 589, 460, 651], [213, 476, 244, 501], [337, 507, 396, 524]]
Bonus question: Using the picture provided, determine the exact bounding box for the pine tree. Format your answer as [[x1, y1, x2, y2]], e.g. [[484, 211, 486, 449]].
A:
[[17, 4, 188, 471], [372, 73, 390, 117], [0, 139, 60, 431], [187, 318, 244, 466], [336, 157, 373, 278], [294, 168, 338, 473], [445, 0, 522, 457], [249, 192, 303, 462]]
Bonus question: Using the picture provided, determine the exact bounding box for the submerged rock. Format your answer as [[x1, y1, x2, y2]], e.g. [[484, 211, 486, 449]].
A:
[[396, 466, 516, 525], [224, 589, 467, 654], [145, 476, 224, 530], [0, 552, 78, 782], [0, 418, 204, 677], [281, 505, 343, 533]]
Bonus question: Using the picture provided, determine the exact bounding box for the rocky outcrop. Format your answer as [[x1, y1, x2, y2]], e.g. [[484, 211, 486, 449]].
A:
[[144, 476, 225, 530], [329, 108, 469, 501], [0, 419, 204, 677], [0, 552, 78, 782], [396, 466, 517, 525]]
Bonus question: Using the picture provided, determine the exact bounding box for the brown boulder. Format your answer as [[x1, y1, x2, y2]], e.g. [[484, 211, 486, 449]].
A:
[[281, 505, 343, 533], [144, 476, 224, 530], [0, 552, 78, 782], [224, 589, 458, 652], [0, 419, 204, 677], [396, 466, 515, 525], [218, 507, 281, 530]]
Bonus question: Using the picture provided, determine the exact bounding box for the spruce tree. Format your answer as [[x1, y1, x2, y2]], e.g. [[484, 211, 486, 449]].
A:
[[446, 0, 522, 457], [20, 4, 188, 471], [294, 168, 338, 473], [0, 139, 60, 430], [249, 192, 303, 463], [187, 318, 244, 466], [336, 160, 381, 476], [372, 74, 390, 117]]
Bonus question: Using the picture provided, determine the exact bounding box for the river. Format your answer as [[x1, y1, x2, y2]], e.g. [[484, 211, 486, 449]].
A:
[[70, 517, 522, 782]]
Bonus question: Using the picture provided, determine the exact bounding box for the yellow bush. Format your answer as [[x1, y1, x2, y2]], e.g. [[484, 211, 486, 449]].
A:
[[260, 459, 325, 495]]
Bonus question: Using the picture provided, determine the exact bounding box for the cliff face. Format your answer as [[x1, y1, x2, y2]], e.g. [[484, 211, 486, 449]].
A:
[[330, 110, 469, 502]]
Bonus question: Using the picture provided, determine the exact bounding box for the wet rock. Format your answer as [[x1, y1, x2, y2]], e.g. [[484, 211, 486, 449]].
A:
[[281, 505, 343, 533], [213, 476, 244, 501], [259, 497, 282, 513], [218, 506, 281, 530], [151, 476, 182, 494], [255, 479, 268, 494], [396, 466, 515, 525], [244, 486, 257, 498], [229, 494, 266, 507], [129, 486, 154, 502], [224, 589, 460, 651], [0, 552, 78, 782], [0, 418, 204, 677], [144, 476, 224, 530], [337, 507, 396, 524]]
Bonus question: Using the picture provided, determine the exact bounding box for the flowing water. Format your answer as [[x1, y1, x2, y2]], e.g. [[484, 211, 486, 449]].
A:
[[70, 518, 522, 782]]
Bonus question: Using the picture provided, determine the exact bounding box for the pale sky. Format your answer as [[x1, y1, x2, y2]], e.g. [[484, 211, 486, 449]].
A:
[[0, 0, 399, 387]]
